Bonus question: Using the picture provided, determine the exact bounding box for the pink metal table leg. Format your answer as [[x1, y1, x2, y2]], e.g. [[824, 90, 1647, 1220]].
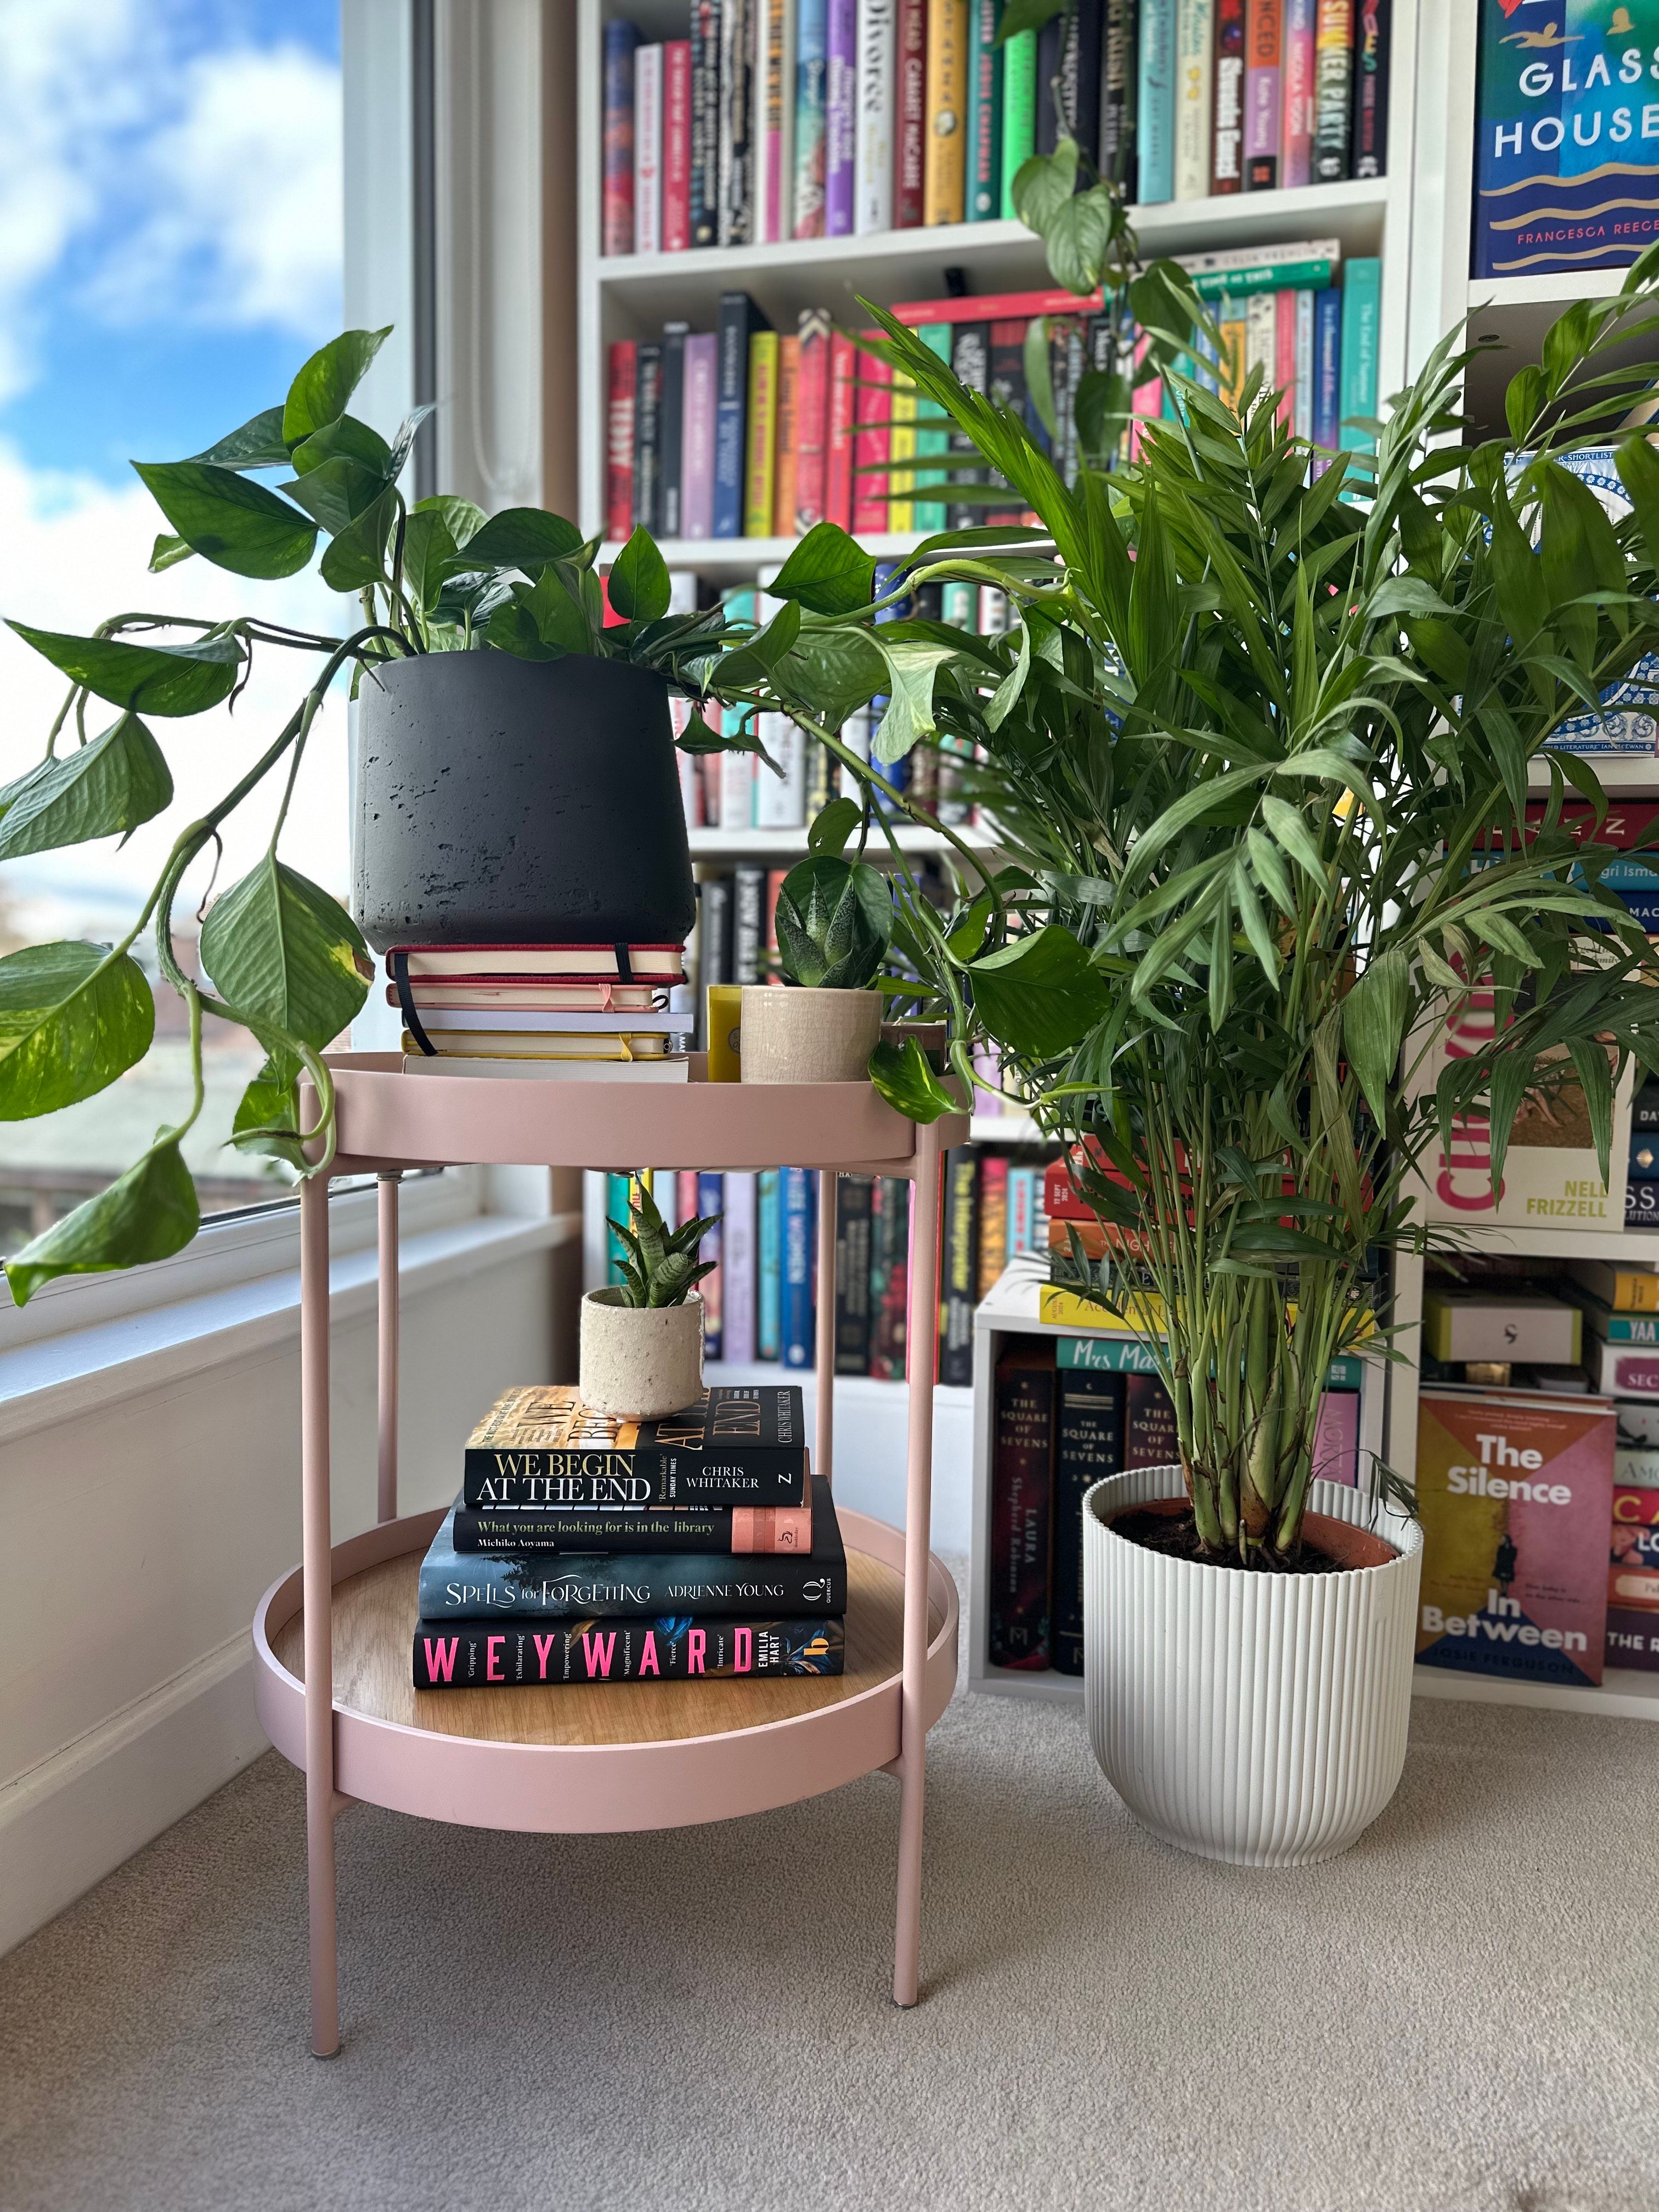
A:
[[300, 1172, 340, 2058], [377, 1173, 400, 1524], [893, 1122, 941, 2007], [815, 1169, 837, 1485]]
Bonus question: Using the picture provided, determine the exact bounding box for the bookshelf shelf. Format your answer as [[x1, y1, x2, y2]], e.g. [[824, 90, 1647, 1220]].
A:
[[969, 1113, 1042, 1146], [258, 1057, 966, 2053], [603, 531, 926, 580], [689, 823, 995, 857], [1468, 270, 1634, 314]]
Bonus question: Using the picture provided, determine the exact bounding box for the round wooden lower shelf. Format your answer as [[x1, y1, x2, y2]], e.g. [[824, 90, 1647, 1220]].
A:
[[252, 1505, 958, 1835]]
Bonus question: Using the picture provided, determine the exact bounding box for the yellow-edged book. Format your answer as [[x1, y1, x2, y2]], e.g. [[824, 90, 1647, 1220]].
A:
[[887, 372, 916, 533], [923, 0, 968, 224], [772, 332, 800, 538], [402, 1030, 672, 1061], [1038, 1283, 1377, 1338], [744, 329, 779, 538]]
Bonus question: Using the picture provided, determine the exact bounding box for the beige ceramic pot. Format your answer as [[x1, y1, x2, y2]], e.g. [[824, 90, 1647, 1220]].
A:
[[738, 984, 883, 1084], [579, 1289, 704, 1419]]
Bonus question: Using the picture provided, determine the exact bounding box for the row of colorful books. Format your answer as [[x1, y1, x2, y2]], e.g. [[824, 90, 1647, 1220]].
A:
[[389, 941, 695, 1084], [599, 1150, 1053, 1383], [414, 1385, 846, 1688], [604, 245, 1381, 543], [600, 1, 1391, 261], [987, 1333, 1366, 1675]]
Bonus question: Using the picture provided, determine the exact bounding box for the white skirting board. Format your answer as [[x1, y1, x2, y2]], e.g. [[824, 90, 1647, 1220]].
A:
[[0, 1635, 266, 1959]]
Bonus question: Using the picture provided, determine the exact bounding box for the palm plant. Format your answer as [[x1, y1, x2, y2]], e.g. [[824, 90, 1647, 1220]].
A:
[[746, 246, 1659, 1568]]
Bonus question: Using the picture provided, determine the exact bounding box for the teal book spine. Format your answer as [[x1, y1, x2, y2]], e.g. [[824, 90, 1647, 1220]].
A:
[[757, 1167, 781, 1359], [605, 1171, 631, 1285], [912, 323, 953, 533], [1137, 0, 1176, 203], [999, 27, 1035, 217], [966, 0, 1003, 220], [1338, 255, 1380, 457]]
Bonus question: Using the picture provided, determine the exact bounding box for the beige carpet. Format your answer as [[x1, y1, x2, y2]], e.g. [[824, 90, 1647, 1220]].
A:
[[2, 1623, 1657, 2212]]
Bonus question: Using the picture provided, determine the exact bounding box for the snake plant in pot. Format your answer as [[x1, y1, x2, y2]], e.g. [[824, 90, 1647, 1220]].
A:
[[740, 798, 895, 1083], [582, 1178, 721, 1419], [732, 215, 1659, 1856]]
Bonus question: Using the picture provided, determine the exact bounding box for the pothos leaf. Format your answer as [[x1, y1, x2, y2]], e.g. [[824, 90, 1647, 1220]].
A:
[[5, 1138, 200, 1306]]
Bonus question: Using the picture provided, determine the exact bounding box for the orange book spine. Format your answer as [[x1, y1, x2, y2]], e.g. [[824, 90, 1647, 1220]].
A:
[[923, 0, 968, 224], [772, 334, 801, 537]]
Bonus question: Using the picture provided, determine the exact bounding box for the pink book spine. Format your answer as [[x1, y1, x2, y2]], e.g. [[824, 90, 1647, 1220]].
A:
[[794, 314, 831, 530], [606, 340, 637, 540], [1312, 1391, 1359, 1487], [676, 1170, 701, 1229], [662, 41, 693, 251], [682, 331, 718, 539], [1274, 289, 1297, 428], [853, 333, 890, 535], [1282, 0, 1314, 188], [826, 330, 856, 529], [1130, 335, 1160, 461]]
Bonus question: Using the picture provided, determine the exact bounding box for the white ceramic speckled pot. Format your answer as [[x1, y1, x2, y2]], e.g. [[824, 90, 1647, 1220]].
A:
[[1082, 1467, 1423, 1866], [579, 1289, 704, 1420], [738, 984, 882, 1084]]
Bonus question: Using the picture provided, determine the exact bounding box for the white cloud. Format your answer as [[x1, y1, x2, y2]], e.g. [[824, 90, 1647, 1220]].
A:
[[91, 44, 342, 338], [0, 438, 352, 949]]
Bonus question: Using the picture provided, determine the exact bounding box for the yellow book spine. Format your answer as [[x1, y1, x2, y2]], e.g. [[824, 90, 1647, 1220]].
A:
[[1609, 1269, 1659, 1312], [1219, 308, 1248, 411], [923, 0, 968, 225], [1038, 1285, 1166, 1333], [888, 373, 916, 534], [772, 333, 800, 538], [744, 330, 779, 538]]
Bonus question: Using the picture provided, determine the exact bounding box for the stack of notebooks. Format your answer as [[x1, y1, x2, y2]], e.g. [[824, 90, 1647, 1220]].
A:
[[412, 1385, 848, 1688], [388, 942, 693, 1081]]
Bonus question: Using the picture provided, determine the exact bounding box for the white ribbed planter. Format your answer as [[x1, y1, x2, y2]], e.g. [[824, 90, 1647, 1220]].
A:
[[1082, 1466, 1424, 1867]]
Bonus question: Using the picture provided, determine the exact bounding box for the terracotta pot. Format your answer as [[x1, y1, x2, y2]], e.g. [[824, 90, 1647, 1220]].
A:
[[738, 984, 883, 1085], [1081, 1466, 1423, 1866], [579, 1289, 704, 1419]]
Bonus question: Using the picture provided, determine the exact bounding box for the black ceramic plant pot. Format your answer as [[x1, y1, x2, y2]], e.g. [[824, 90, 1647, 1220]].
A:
[[353, 651, 697, 951]]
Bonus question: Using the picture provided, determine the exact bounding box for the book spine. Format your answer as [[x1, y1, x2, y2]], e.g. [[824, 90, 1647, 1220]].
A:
[[714, 294, 757, 539], [912, 323, 952, 533], [1099, 1, 1136, 196], [946, 321, 990, 528], [722, 1169, 758, 1363], [795, 309, 832, 530], [893, 0, 928, 225], [1051, 1371, 1124, 1675], [691, 0, 723, 248], [999, 26, 1036, 216], [834, 1175, 874, 1375], [1312, 285, 1341, 454], [1244, 0, 1281, 190], [977, 1153, 1009, 1299], [1294, 284, 1314, 439], [1173, 0, 1214, 200], [966, 0, 1003, 222], [753, 715, 806, 826], [1312, 0, 1352, 180], [1137, 0, 1176, 204], [633, 342, 663, 534], [868, 1176, 910, 1379], [659, 322, 688, 538], [757, 1167, 782, 1358], [988, 1350, 1055, 1668], [853, 335, 891, 534], [1274, 286, 1297, 427], [856, 0, 896, 233], [635, 43, 663, 255], [987, 317, 1030, 515], [771, 333, 801, 535], [1124, 1372, 1180, 1466], [1035, 14, 1064, 155], [1065, 0, 1103, 160], [602, 20, 639, 256], [605, 1171, 631, 1285], [719, 0, 755, 244], [1211, 0, 1245, 192], [453, 1501, 814, 1555], [782, 1166, 816, 1368], [794, 0, 828, 236], [940, 1146, 979, 1387], [697, 1170, 724, 1357], [924, 0, 969, 224], [1338, 255, 1379, 456], [682, 332, 718, 538], [827, 328, 857, 529], [1350, 0, 1388, 179], [414, 1616, 845, 1688], [606, 341, 637, 539], [733, 862, 764, 981], [663, 41, 694, 250], [744, 329, 780, 536], [887, 370, 916, 533], [826, 0, 859, 237], [1281, 0, 1313, 188], [760, 0, 793, 240], [1245, 289, 1276, 394]]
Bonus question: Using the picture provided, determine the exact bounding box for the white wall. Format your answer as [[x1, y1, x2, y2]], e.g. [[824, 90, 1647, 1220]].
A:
[[0, 1228, 560, 1956]]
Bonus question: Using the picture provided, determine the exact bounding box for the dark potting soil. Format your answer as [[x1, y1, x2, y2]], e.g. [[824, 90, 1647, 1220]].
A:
[[1110, 1507, 1361, 1576]]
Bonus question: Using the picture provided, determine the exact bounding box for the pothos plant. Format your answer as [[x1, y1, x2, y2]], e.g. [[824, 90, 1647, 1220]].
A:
[[729, 239, 1659, 1571]]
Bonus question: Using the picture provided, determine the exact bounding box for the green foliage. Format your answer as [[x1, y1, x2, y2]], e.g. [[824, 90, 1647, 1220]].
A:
[[607, 1178, 721, 1309], [0, 716, 172, 859], [5, 1137, 199, 1305], [0, 943, 155, 1120], [774, 854, 894, 989], [198, 858, 371, 1052]]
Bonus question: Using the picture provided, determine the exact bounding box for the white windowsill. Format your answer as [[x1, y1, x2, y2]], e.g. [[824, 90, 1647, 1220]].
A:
[[0, 1207, 580, 1447]]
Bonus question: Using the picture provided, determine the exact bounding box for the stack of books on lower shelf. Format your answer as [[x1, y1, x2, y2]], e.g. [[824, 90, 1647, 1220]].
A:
[[411, 1385, 847, 1689], [388, 943, 693, 1081]]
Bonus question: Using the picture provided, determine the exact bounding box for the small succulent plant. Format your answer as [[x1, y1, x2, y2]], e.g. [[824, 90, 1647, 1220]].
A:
[[774, 851, 893, 989], [606, 1179, 721, 1309]]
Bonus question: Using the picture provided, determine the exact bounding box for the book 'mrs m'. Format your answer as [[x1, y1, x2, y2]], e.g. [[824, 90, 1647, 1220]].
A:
[[462, 1384, 809, 1508]]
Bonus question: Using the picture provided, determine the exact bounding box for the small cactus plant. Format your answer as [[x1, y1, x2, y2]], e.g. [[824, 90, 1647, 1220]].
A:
[[607, 1178, 721, 1308]]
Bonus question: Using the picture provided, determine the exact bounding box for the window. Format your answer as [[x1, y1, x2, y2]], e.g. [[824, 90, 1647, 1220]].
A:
[[0, 3, 349, 1261]]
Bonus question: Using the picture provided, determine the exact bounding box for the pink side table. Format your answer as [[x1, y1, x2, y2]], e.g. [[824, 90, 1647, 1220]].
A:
[[251, 1053, 965, 2056]]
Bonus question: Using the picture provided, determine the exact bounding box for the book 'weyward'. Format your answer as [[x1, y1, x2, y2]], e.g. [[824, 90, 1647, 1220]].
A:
[[462, 1384, 809, 1508], [413, 1613, 845, 1688]]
